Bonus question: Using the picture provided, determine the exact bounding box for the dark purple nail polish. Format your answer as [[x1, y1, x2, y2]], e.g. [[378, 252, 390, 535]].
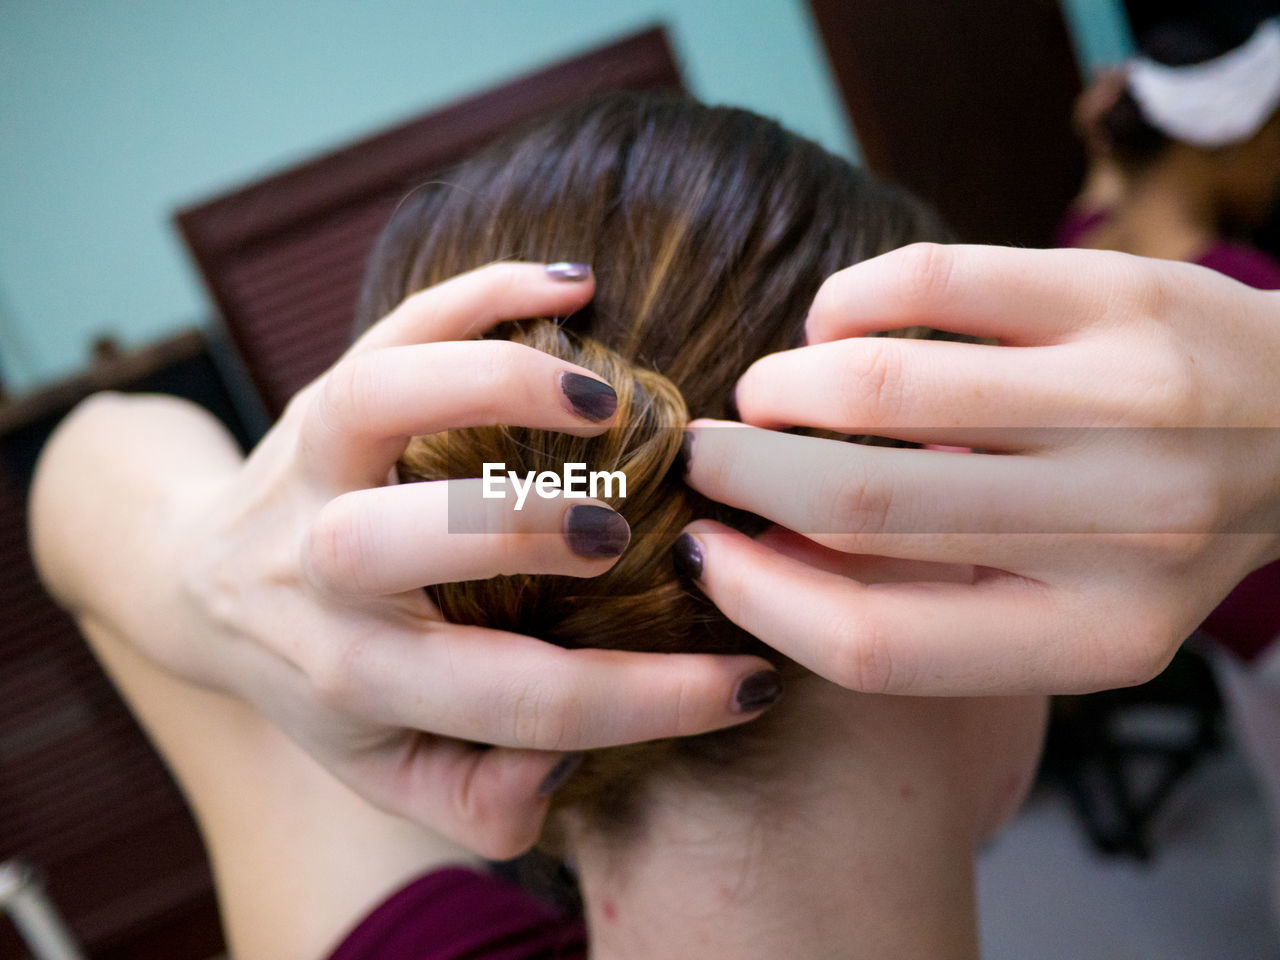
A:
[[671, 532, 703, 581], [565, 504, 630, 558], [538, 753, 584, 795], [545, 262, 592, 282], [733, 671, 783, 713], [559, 371, 617, 422], [677, 430, 695, 474]]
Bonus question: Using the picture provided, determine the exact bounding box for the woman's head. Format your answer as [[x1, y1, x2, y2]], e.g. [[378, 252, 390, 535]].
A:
[[355, 93, 1038, 844], [357, 94, 945, 416], [1103, 17, 1280, 225]]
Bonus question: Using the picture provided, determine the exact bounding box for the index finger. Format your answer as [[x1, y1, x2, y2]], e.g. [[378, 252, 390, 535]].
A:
[[673, 520, 1169, 695], [301, 339, 619, 488], [805, 243, 1169, 345], [350, 261, 596, 356]]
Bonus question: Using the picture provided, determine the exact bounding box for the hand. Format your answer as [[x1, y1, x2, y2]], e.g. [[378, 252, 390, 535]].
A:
[[678, 244, 1280, 695], [32, 263, 777, 858]]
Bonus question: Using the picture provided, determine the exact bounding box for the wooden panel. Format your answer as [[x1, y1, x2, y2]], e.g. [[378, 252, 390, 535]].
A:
[[176, 26, 685, 416], [808, 0, 1086, 247]]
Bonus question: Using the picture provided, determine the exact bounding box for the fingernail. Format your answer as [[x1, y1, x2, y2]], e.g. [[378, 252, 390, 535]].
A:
[[545, 261, 592, 282], [565, 504, 631, 558], [538, 753, 584, 795], [677, 429, 695, 474], [671, 532, 703, 581], [559, 371, 618, 422], [733, 670, 783, 713]]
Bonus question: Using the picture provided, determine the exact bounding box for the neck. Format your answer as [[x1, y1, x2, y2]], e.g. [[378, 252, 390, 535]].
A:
[[567, 693, 984, 960], [1103, 153, 1220, 261]]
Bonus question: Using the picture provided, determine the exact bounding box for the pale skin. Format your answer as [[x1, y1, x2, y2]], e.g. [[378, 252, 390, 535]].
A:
[[681, 243, 1280, 696], [29, 261, 778, 860], [59, 521, 1047, 960], [569, 685, 1045, 960], [31, 245, 1280, 855]]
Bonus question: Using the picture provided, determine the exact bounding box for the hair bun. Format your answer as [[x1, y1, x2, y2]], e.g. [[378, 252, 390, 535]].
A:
[[398, 319, 747, 655]]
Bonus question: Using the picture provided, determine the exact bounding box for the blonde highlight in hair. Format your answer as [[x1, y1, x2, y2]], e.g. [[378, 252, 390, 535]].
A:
[[398, 320, 767, 831], [356, 93, 955, 835]]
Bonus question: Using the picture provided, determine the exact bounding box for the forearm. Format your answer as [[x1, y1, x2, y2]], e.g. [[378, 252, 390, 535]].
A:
[[32, 393, 478, 958], [82, 615, 478, 960], [29, 391, 244, 682]]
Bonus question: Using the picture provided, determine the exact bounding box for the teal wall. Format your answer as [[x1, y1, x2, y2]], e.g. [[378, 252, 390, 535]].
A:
[[0, 0, 1132, 392], [1060, 0, 1134, 73]]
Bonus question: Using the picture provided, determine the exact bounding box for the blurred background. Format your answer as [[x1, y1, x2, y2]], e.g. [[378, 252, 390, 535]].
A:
[[0, 0, 1132, 394], [1, 2, 1276, 958]]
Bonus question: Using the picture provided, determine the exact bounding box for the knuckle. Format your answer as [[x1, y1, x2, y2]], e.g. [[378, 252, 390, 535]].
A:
[[1126, 462, 1222, 541], [177, 547, 242, 634], [827, 607, 900, 693], [1115, 335, 1201, 427], [303, 639, 361, 709], [820, 461, 893, 535], [1113, 614, 1178, 687], [506, 679, 583, 751], [316, 356, 374, 439], [1075, 600, 1177, 690], [1119, 260, 1171, 325], [840, 338, 905, 426], [667, 673, 696, 736], [1146, 526, 1219, 577], [895, 242, 956, 316], [305, 495, 374, 595], [1163, 484, 1222, 541], [451, 789, 530, 860]]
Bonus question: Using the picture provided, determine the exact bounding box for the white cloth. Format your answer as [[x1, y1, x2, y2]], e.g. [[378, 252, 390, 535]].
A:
[[1128, 17, 1280, 148]]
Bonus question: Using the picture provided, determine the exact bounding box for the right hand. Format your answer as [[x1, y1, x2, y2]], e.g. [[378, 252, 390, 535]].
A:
[[37, 263, 778, 858], [678, 245, 1280, 697]]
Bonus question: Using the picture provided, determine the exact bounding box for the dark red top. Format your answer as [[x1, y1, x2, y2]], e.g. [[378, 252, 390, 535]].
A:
[[1056, 209, 1280, 290], [326, 868, 586, 960], [1059, 208, 1280, 661]]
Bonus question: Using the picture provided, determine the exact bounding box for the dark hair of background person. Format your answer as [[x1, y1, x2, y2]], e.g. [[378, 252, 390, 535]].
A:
[[1104, 12, 1277, 168], [352, 92, 952, 839]]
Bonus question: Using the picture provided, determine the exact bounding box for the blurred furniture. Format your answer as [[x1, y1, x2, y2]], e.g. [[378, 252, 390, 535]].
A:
[[1040, 647, 1224, 860], [0, 331, 247, 960], [0, 862, 86, 960], [175, 25, 683, 417], [808, 0, 1086, 246]]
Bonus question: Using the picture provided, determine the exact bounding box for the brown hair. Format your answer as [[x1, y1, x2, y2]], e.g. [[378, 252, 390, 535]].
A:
[[354, 93, 951, 834]]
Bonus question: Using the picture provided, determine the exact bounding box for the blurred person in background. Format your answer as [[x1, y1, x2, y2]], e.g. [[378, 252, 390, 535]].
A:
[[1063, 4, 1280, 924], [1062, 10, 1280, 285]]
